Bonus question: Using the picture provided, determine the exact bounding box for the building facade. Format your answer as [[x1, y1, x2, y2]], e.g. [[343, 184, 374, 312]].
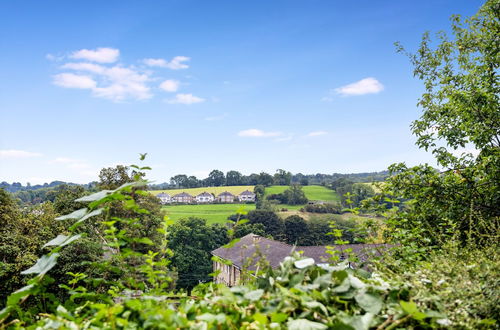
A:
[[156, 192, 171, 204], [196, 192, 215, 203], [217, 191, 235, 203], [238, 190, 256, 202], [171, 192, 194, 203]]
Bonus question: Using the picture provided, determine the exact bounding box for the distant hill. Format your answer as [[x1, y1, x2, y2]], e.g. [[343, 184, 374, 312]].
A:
[[150, 186, 255, 197]]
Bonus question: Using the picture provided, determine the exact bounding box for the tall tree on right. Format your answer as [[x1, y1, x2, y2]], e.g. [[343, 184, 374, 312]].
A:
[[388, 0, 499, 245]]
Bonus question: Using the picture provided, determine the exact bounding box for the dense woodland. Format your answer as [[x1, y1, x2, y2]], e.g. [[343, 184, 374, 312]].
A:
[[0, 2, 499, 329]]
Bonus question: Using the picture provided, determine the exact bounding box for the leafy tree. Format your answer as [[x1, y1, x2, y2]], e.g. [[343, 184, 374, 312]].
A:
[[233, 223, 266, 238], [388, 0, 500, 245], [167, 218, 228, 288], [185, 176, 201, 188], [170, 174, 188, 188], [226, 170, 243, 186], [273, 169, 292, 186], [257, 172, 274, 186], [284, 215, 309, 245], [98, 165, 132, 190], [247, 210, 283, 238], [283, 184, 308, 205], [246, 173, 260, 185], [51, 184, 87, 214], [206, 170, 225, 187]]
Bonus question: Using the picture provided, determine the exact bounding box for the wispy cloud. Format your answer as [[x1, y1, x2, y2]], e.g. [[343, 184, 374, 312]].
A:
[[159, 79, 180, 92], [0, 150, 42, 159], [308, 131, 328, 137], [143, 56, 190, 70], [167, 93, 205, 104], [50, 48, 205, 102], [53, 73, 97, 89], [70, 47, 120, 63], [56, 61, 151, 101], [238, 129, 282, 138], [334, 77, 384, 96]]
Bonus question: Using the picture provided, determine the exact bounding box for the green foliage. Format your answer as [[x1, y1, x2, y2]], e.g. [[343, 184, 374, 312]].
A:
[[167, 217, 229, 288], [282, 184, 309, 205], [284, 215, 309, 245], [247, 210, 283, 238], [386, 0, 500, 245]]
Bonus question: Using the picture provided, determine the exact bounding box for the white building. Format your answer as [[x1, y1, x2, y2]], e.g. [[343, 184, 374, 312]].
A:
[[171, 192, 194, 203], [217, 191, 235, 203], [238, 190, 256, 202], [156, 192, 171, 204], [196, 192, 215, 203]]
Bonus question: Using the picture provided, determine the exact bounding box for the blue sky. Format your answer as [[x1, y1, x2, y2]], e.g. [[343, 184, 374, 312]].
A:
[[0, 0, 484, 184]]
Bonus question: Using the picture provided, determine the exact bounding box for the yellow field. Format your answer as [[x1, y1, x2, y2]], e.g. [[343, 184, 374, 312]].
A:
[[150, 185, 255, 197]]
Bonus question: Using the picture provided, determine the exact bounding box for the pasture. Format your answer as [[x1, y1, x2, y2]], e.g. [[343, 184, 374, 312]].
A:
[[265, 185, 340, 202], [162, 203, 255, 224], [151, 185, 254, 197]]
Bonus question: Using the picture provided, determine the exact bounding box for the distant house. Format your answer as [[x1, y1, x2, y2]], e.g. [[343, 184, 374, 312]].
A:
[[171, 192, 194, 203], [217, 191, 235, 203], [211, 234, 391, 287], [156, 192, 171, 204], [238, 190, 256, 202], [196, 192, 215, 203]]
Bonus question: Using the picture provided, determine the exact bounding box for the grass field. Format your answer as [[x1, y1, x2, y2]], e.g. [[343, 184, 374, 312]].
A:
[[162, 203, 255, 224], [151, 185, 254, 197], [265, 185, 340, 202]]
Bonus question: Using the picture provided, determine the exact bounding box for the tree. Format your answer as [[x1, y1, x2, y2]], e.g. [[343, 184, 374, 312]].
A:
[[206, 170, 225, 187], [99, 165, 132, 189], [257, 172, 274, 186], [185, 176, 201, 188], [247, 210, 283, 238], [273, 169, 292, 186], [167, 218, 228, 288], [388, 0, 500, 245], [226, 170, 243, 186], [234, 223, 266, 238], [170, 174, 188, 188], [284, 215, 308, 245], [283, 184, 308, 205]]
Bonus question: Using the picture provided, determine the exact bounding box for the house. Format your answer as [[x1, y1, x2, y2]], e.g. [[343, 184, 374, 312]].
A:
[[211, 234, 391, 286], [217, 191, 235, 203], [238, 190, 256, 202], [156, 192, 171, 204], [196, 192, 215, 203], [171, 192, 193, 203]]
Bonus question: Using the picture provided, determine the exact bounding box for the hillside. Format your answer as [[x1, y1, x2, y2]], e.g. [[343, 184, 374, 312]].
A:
[[151, 185, 255, 197]]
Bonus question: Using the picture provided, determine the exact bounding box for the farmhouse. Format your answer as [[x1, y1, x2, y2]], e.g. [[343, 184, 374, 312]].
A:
[[171, 192, 194, 203], [211, 234, 391, 286], [217, 191, 235, 203], [156, 192, 171, 204], [238, 190, 256, 202], [196, 192, 215, 203]]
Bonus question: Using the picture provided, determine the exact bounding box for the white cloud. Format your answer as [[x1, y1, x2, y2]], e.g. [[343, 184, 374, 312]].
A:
[[159, 79, 180, 92], [238, 129, 282, 138], [167, 93, 205, 104], [70, 47, 120, 63], [308, 131, 328, 137], [143, 56, 190, 70], [0, 150, 42, 159], [53, 73, 97, 89], [57, 63, 151, 101], [334, 77, 384, 96], [52, 157, 78, 163], [321, 96, 334, 102]]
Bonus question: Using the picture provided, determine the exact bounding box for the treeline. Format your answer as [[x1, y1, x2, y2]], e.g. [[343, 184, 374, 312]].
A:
[[0, 180, 93, 193], [149, 169, 389, 190]]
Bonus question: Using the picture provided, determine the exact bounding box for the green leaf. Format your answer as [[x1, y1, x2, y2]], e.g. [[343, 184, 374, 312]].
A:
[[223, 238, 241, 248], [55, 208, 88, 221], [0, 306, 13, 321], [287, 319, 327, 330], [77, 208, 104, 223], [244, 289, 264, 301], [21, 253, 59, 275], [345, 313, 374, 330], [137, 237, 154, 245], [271, 312, 288, 323], [354, 292, 383, 314], [43, 234, 82, 248], [400, 300, 418, 315], [254, 313, 268, 324], [6, 284, 35, 305], [75, 190, 113, 202], [294, 258, 315, 269]]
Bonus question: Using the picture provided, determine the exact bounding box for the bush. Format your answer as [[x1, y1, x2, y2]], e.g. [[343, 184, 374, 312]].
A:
[[302, 203, 341, 214]]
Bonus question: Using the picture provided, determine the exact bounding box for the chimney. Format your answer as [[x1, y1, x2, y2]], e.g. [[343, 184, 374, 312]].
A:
[[252, 234, 261, 244]]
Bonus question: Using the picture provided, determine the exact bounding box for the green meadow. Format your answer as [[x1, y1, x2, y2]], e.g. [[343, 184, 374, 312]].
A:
[[265, 185, 340, 202], [162, 203, 255, 224]]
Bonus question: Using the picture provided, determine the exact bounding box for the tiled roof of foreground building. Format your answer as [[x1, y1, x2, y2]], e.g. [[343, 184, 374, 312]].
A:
[[211, 234, 392, 270]]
